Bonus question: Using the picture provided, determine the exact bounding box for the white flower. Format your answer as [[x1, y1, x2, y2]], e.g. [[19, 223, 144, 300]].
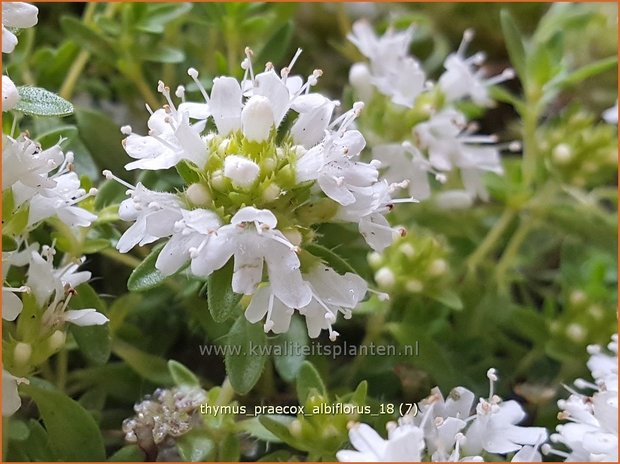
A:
[[414, 109, 503, 201], [2, 134, 63, 194], [2, 75, 19, 111], [190, 207, 312, 308], [223, 155, 260, 188], [348, 20, 426, 108], [373, 142, 432, 200], [123, 90, 208, 171], [26, 246, 91, 306], [546, 335, 618, 462], [109, 174, 185, 253], [2, 2, 38, 54], [602, 101, 617, 125], [438, 29, 514, 106], [155, 208, 221, 276], [2, 369, 28, 416], [464, 398, 547, 455], [19, 172, 97, 228], [337, 420, 426, 462]]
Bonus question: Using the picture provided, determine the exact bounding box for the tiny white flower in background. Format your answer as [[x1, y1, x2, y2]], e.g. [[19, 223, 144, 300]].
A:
[[438, 29, 514, 107], [546, 334, 618, 462], [2, 75, 19, 111], [2, 2, 38, 54], [414, 109, 503, 201], [348, 20, 426, 108], [2, 369, 28, 416], [602, 100, 618, 125]]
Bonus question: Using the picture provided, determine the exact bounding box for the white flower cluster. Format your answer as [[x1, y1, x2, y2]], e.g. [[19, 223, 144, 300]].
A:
[[2, 244, 109, 417], [348, 21, 515, 203], [111, 49, 409, 340], [337, 369, 547, 462], [544, 334, 618, 462], [2, 134, 98, 229]]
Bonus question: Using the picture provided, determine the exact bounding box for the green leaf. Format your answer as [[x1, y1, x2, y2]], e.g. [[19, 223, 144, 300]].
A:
[[351, 380, 368, 406], [108, 445, 146, 462], [142, 45, 185, 63], [304, 243, 357, 275], [60, 16, 116, 63], [258, 415, 300, 448], [21, 379, 105, 461], [225, 316, 267, 394], [176, 431, 216, 462], [296, 361, 326, 402], [427, 289, 463, 311], [127, 243, 167, 292], [69, 283, 111, 365], [256, 21, 294, 67], [14, 87, 73, 117], [207, 259, 242, 322], [112, 338, 174, 385], [272, 315, 308, 382], [168, 360, 200, 387], [217, 434, 241, 461], [136, 3, 193, 33], [2, 234, 18, 252], [500, 10, 526, 80], [237, 417, 283, 443], [549, 56, 618, 91]]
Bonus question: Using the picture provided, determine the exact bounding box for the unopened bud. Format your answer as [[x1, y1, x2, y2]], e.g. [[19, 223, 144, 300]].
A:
[[242, 95, 275, 142], [223, 155, 260, 189], [14, 342, 32, 366], [374, 267, 396, 290], [186, 183, 211, 206], [48, 330, 67, 352]]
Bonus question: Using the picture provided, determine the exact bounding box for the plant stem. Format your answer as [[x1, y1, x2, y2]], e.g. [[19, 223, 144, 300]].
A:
[[55, 348, 69, 391], [58, 3, 117, 100], [100, 248, 142, 268], [495, 216, 536, 289], [466, 208, 516, 273], [522, 105, 541, 189]]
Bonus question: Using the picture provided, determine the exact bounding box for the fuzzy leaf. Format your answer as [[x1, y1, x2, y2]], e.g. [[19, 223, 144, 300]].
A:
[[21, 379, 105, 461], [14, 86, 73, 117], [207, 259, 242, 322], [296, 361, 326, 402], [127, 243, 166, 292], [168, 360, 200, 387], [225, 316, 267, 394]]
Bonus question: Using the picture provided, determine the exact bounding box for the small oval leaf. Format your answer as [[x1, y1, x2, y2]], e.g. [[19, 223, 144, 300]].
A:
[[15, 86, 74, 117], [127, 244, 166, 292]]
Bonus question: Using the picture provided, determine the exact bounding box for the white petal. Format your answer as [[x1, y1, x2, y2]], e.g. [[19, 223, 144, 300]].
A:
[[232, 239, 264, 295], [155, 234, 194, 276], [348, 423, 386, 458], [291, 103, 335, 148], [178, 102, 210, 120], [242, 95, 275, 142], [190, 227, 236, 277], [2, 290, 23, 321], [318, 174, 356, 205], [231, 207, 277, 228], [308, 265, 367, 308], [64, 308, 109, 326], [224, 155, 260, 188], [2, 27, 17, 53], [175, 114, 207, 167], [2, 2, 38, 28], [254, 70, 290, 126], [2, 370, 22, 416], [245, 286, 271, 323], [359, 213, 395, 252], [210, 77, 242, 135]]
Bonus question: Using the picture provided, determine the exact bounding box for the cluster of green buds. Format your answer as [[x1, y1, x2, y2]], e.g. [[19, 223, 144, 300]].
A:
[[540, 109, 618, 188], [368, 227, 453, 302]]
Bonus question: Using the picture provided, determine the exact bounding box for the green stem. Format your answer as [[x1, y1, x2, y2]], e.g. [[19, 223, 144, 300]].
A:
[[100, 248, 142, 268], [522, 106, 541, 189], [345, 308, 386, 384], [58, 3, 117, 100], [55, 348, 68, 391], [494, 216, 536, 289], [466, 208, 516, 273]]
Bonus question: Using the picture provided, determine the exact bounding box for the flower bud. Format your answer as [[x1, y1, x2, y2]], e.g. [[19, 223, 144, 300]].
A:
[[374, 267, 396, 290], [435, 190, 473, 210], [48, 330, 67, 352], [13, 342, 32, 366], [224, 155, 260, 189], [552, 143, 572, 165], [261, 183, 281, 202], [2, 76, 19, 112], [428, 258, 448, 276], [186, 183, 211, 206], [349, 63, 373, 101], [242, 95, 275, 142]]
